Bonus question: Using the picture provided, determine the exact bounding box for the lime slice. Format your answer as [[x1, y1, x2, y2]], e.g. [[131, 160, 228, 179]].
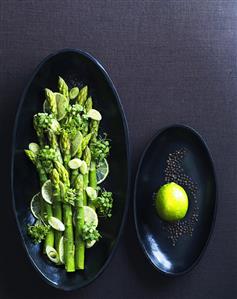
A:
[[68, 158, 82, 169], [58, 236, 64, 264], [70, 131, 83, 157], [46, 246, 60, 264], [86, 109, 102, 121], [80, 160, 88, 174], [86, 187, 97, 201], [48, 216, 65, 231], [43, 100, 50, 113], [55, 92, 69, 121], [96, 158, 109, 184], [69, 87, 79, 100], [29, 142, 40, 154], [30, 192, 41, 219], [84, 206, 98, 227], [41, 180, 53, 204], [86, 240, 96, 248]]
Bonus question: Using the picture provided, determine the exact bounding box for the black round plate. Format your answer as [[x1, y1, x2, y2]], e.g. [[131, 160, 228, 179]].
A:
[[134, 125, 217, 275], [11, 49, 130, 290]]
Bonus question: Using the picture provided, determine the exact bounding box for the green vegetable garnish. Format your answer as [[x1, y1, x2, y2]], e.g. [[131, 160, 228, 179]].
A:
[[27, 222, 50, 244], [96, 190, 113, 218], [81, 223, 101, 243], [25, 76, 113, 272]]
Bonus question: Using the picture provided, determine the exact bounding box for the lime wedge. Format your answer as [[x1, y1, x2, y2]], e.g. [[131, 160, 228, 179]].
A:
[[86, 109, 102, 121], [96, 158, 109, 184], [80, 160, 88, 174], [55, 92, 69, 121], [41, 180, 53, 204], [86, 240, 96, 248], [70, 131, 83, 157], [29, 142, 40, 154], [86, 187, 97, 201], [69, 87, 79, 100], [30, 192, 41, 219], [46, 246, 60, 264], [58, 236, 64, 264], [68, 158, 82, 170], [84, 206, 98, 227], [48, 216, 65, 231]]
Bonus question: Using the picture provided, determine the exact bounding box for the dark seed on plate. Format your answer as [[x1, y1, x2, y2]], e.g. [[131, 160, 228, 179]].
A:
[[161, 148, 199, 246]]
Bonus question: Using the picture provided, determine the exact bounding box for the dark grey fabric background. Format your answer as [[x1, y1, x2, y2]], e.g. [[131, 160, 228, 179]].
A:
[[0, 0, 236, 298]]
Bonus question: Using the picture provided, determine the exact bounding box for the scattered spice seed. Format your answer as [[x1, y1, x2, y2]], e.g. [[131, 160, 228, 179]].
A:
[[162, 148, 199, 246]]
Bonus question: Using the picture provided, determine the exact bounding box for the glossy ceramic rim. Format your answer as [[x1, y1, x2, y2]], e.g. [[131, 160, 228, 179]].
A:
[[11, 48, 131, 290], [133, 124, 218, 276]]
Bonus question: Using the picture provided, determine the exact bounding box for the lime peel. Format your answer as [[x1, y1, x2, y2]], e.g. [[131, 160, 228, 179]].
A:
[[86, 109, 102, 121], [83, 206, 98, 227], [46, 246, 60, 264], [68, 158, 82, 169], [69, 87, 79, 100], [48, 216, 65, 231], [29, 143, 40, 153], [96, 158, 109, 184], [41, 180, 53, 204], [30, 192, 41, 219], [80, 160, 88, 174], [59, 236, 64, 264], [54, 92, 68, 121], [70, 131, 83, 157], [86, 240, 96, 248], [86, 187, 97, 201]]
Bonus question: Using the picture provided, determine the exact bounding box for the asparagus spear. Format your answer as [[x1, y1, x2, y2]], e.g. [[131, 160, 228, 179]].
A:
[[25, 150, 47, 185], [45, 88, 57, 117], [81, 133, 92, 152], [84, 96, 92, 113], [74, 174, 85, 269], [54, 161, 70, 186], [25, 150, 54, 251], [60, 130, 71, 170], [89, 161, 97, 209], [77, 86, 88, 106], [51, 169, 62, 254], [38, 146, 57, 175], [58, 76, 69, 99], [70, 133, 83, 187], [83, 146, 91, 205], [33, 113, 61, 147], [60, 132, 75, 272], [48, 130, 63, 164], [33, 116, 44, 147], [62, 200, 75, 272]]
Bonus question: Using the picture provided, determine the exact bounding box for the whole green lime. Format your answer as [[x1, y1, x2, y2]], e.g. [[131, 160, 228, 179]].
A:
[[155, 182, 188, 222]]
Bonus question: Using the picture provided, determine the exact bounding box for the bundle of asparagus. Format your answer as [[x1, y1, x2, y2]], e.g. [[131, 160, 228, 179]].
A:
[[25, 77, 113, 272]]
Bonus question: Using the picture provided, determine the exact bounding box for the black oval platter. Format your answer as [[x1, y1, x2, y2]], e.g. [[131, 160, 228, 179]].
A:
[[134, 125, 217, 275], [11, 49, 130, 290]]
